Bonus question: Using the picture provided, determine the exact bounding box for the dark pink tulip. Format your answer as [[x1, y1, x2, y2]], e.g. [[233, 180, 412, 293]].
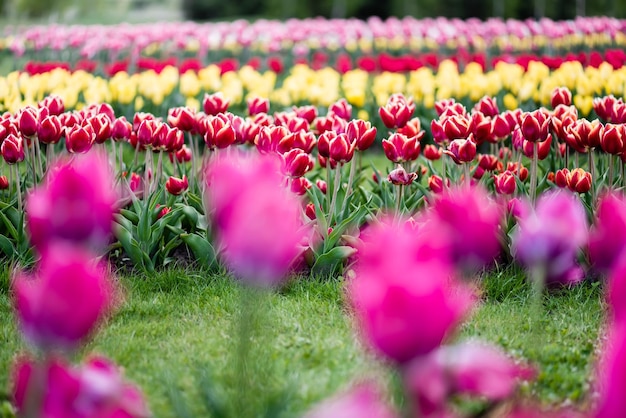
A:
[[13, 243, 113, 351], [26, 152, 118, 251], [429, 185, 503, 271], [511, 191, 587, 285], [443, 114, 473, 140], [328, 133, 355, 163], [388, 165, 417, 186], [37, 115, 63, 144], [282, 148, 314, 178], [39, 95, 65, 116], [17, 106, 38, 137], [255, 125, 292, 154], [329, 98, 352, 121], [203, 92, 230, 115], [165, 175, 188, 196], [136, 118, 160, 148], [86, 113, 112, 144], [293, 105, 317, 124], [247, 97, 270, 116], [167, 106, 196, 132], [290, 176, 312, 195], [397, 117, 425, 141], [302, 383, 398, 418], [175, 145, 193, 163], [65, 124, 96, 154], [589, 193, 626, 272], [203, 116, 236, 150], [1, 133, 25, 164], [316, 179, 327, 194], [348, 217, 474, 364], [205, 153, 309, 287], [494, 171, 516, 195], [94, 102, 116, 122], [382, 133, 421, 163], [551, 87, 572, 108], [405, 342, 534, 417], [520, 109, 551, 143], [601, 124, 624, 155], [0, 175, 8, 190], [379, 93, 415, 129], [444, 137, 477, 164], [423, 144, 442, 160], [346, 119, 377, 151], [522, 134, 552, 160], [474, 96, 499, 117], [290, 131, 317, 154], [428, 175, 449, 194]]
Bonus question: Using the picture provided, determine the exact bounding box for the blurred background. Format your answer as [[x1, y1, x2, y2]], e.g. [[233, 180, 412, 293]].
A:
[[0, 0, 625, 23]]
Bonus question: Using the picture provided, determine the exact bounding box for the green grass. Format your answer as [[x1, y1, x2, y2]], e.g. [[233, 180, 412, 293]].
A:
[[0, 266, 605, 417]]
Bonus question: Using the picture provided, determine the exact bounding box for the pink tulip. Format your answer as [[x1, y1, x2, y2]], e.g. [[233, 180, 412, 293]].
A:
[[26, 152, 118, 252], [65, 123, 96, 154], [348, 217, 474, 364], [589, 192, 626, 272], [1, 133, 25, 164], [165, 175, 189, 196], [205, 153, 309, 287], [167, 106, 196, 132], [303, 383, 398, 418], [203, 92, 230, 115], [429, 185, 503, 271], [405, 342, 534, 417], [511, 190, 587, 286], [13, 243, 113, 351], [247, 97, 270, 116]]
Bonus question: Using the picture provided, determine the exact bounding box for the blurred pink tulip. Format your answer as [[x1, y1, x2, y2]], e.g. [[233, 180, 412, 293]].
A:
[[589, 193, 626, 272], [26, 152, 118, 252], [348, 217, 474, 364], [13, 243, 113, 351], [303, 383, 397, 418], [205, 153, 309, 287]]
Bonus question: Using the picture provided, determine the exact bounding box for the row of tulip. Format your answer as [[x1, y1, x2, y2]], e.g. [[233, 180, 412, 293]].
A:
[[17, 48, 626, 78], [6, 126, 626, 417], [3, 58, 626, 120], [2, 16, 624, 64]]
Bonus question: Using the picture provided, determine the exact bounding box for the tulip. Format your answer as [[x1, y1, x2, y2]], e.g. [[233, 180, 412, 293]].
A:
[[328, 133, 355, 163], [282, 148, 315, 178], [26, 152, 118, 251], [302, 383, 398, 418], [567, 168, 592, 194], [494, 171, 516, 195], [203, 116, 236, 150], [388, 165, 417, 186], [37, 115, 63, 145], [423, 144, 442, 160], [474, 96, 499, 117], [471, 112, 495, 144], [429, 185, 503, 271], [111, 117, 132, 141], [86, 113, 112, 144], [255, 125, 292, 154], [379, 93, 415, 129], [329, 98, 352, 121], [493, 114, 513, 139], [444, 137, 477, 165], [165, 175, 188, 196], [348, 217, 474, 364], [506, 162, 529, 181], [428, 175, 449, 194], [346, 119, 377, 151], [13, 243, 113, 351], [156, 205, 171, 219], [522, 134, 552, 160], [38, 95, 65, 116], [405, 342, 534, 417], [0, 175, 8, 190], [601, 124, 623, 155], [382, 133, 421, 163], [17, 107, 38, 137], [247, 97, 270, 116], [305, 203, 317, 220], [588, 193, 626, 272], [174, 144, 193, 163], [397, 118, 425, 142], [554, 168, 570, 188], [511, 190, 587, 286], [205, 153, 309, 287], [520, 109, 551, 143], [167, 106, 196, 132], [443, 114, 473, 140], [203, 92, 230, 115], [551, 87, 572, 108], [290, 176, 312, 195], [1, 133, 25, 164], [316, 179, 327, 194], [65, 123, 96, 154], [290, 131, 317, 154], [293, 105, 317, 124]]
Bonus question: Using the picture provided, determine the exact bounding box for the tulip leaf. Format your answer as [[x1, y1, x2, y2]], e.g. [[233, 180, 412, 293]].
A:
[[0, 234, 15, 257], [181, 233, 217, 269], [324, 205, 367, 252], [120, 209, 140, 225], [187, 192, 206, 215], [0, 210, 19, 241], [311, 246, 357, 275]]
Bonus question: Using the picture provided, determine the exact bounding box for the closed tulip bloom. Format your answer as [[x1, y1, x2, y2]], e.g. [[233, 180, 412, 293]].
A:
[[494, 171, 516, 195], [247, 97, 270, 116], [506, 162, 529, 181], [511, 190, 587, 285], [0, 175, 8, 190], [601, 124, 624, 155], [255, 125, 292, 154], [443, 114, 473, 141], [17, 107, 38, 137], [379, 93, 415, 129], [428, 175, 449, 194], [13, 243, 113, 351], [316, 179, 327, 194], [520, 109, 551, 143], [203, 92, 230, 115], [423, 144, 442, 161], [65, 124, 96, 154], [551, 87, 572, 108], [328, 133, 355, 163], [37, 115, 63, 145], [165, 175, 188, 196], [388, 165, 417, 186], [522, 134, 552, 160], [290, 131, 317, 154], [474, 96, 500, 117], [567, 168, 592, 194], [588, 193, 626, 272], [38, 95, 65, 116], [290, 176, 312, 195], [26, 152, 118, 251], [1, 133, 25, 164], [203, 116, 236, 150], [554, 168, 570, 188], [348, 217, 474, 364], [346, 119, 377, 151], [205, 154, 309, 287], [329, 98, 352, 121], [444, 137, 477, 164], [382, 133, 421, 163], [397, 118, 425, 141], [87, 114, 112, 144], [167, 106, 196, 132], [282, 148, 315, 178]]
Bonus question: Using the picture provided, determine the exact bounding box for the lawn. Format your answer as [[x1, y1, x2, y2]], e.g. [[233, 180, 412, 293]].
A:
[[0, 264, 605, 417]]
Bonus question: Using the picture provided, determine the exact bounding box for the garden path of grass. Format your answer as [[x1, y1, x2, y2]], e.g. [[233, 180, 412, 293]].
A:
[[0, 266, 604, 417]]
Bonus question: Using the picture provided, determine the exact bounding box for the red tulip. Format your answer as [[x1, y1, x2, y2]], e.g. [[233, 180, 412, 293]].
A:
[[601, 124, 624, 155], [316, 179, 327, 194], [423, 144, 442, 160], [247, 97, 270, 116], [522, 134, 552, 160], [474, 96, 499, 117], [290, 176, 312, 195], [328, 133, 355, 163], [388, 165, 417, 186], [65, 124, 96, 154], [293, 105, 317, 124], [554, 168, 570, 188], [135, 118, 159, 148], [174, 144, 192, 163], [551, 87, 572, 108], [37, 115, 63, 144], [38, 95, 65, 116], [492, 114, 513, 139], [290, 131, 317, 154], [282, 148, 314, 178], [443, 114, 473, 140], [167, 106, 196, 132], [203, 116, 236, 150], [346, 119, 377, 151], [444, 137, 477, 164], [379, 93, 415, 129], [520, 109, 551, 142], [165, 175, 188, 195], [256, 125, 292, 154], [494, 171, 516, 195], [506, 162, 529, 182], [202, 92, 230, 115], [382, 133, 421, 163], [566, 168, 592, 194], [329, 98, 352, 121], [1, 133, 25, 164], [428, 175, 449, 194], [86, 113, 112, 144], [17, 107, 38, 137]]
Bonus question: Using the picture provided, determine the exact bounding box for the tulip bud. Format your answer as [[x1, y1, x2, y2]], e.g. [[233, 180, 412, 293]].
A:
[[388, 165, 417, 186], [493, 171, 516, 195], [203, 92, 230, 115], [551, 87, 572, 108], [204, 116, 236, 150], [506, 162, 529, 182], [554, 168, 570, 188], [39, 95, 65, 116], [17, 107, 38, 137], [282, 149, 314, 178], [65, 124, 96, 154], [2, 133, 25, 164], [316, 179, 327, 194], [566, 168, 592, 194], [111, 117, 132, 141], [428, 175, 449, 194], [382, 133, 421, 163], [86, 114, 112, 144], [522, 134, 552, 160], [165, 175, 189, 196], [346, 119, 377, 151], [136, 118, 159, 148], [474, 96, 499, 117], [520, 109, 550, 143], [601, 124, 624, 155], [423, 144, 442, 160], [305, 203, 317, 220], [379, 93, 415, 129], [290, 131, 317, 154], [290, 176, 312, 195], [157, 204, 172, 219], [293, 105, 317, 124], [329, 98, 352, 121], [0, 175, 9, 190], [256, 125, 292, 154], [247, 97, 270, 116], [328, 133, 355, 163]]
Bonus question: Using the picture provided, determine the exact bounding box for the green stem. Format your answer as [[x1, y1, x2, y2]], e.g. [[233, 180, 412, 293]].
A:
[[327, 163, 343, 227], [34, 137, 43, 181], [588, 150, 595, 202], [13, 164, 22, 212], [464, 163, 471, 187], [396, 184, 404, 217], [339, 153, 359, 217], [530, 143, 538, 203], [609, 154, 614, 189]]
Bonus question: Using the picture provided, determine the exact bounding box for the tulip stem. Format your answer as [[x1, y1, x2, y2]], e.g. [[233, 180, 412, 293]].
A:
[[589, 150, 595, 202], [442, 155, 448, 188], [464, 163, 471, 187], [12, 164, 22, 212], [34, 137, 44, 181], [144, 151, 152, 197], [119, 141, 125, 176], [156, 151, 164, 195], [340, 153, 359, 217], [530, 143, 538, 203], [609, 154, 614, 189], [396, 184, 404, 216], [45, 143, 53, 174], [328, 163, 342, 227], [530, 264, 546, 350]]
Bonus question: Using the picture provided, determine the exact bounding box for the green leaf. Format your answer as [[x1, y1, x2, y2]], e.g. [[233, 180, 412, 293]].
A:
[[181, 233, 217, 269], [324, 205, 367, 252], [311, 246, 357, 275], [0, 210, 19, 241], [0, 234, 15, 257], [119, 209, 140, 225]]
